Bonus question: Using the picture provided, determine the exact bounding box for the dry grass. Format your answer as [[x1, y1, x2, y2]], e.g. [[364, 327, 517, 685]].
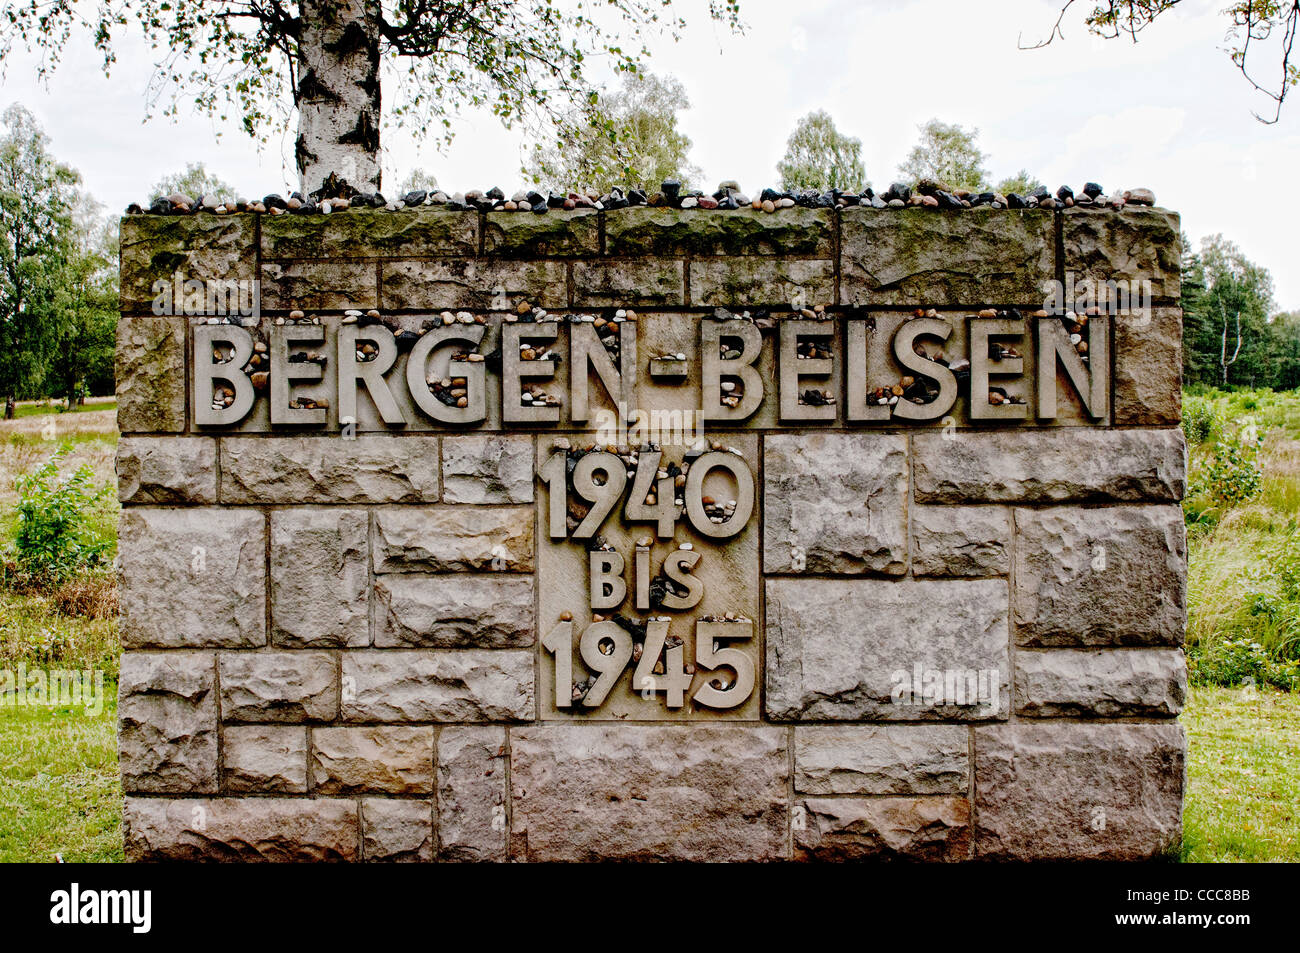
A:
[[49, 575, 119, 619]]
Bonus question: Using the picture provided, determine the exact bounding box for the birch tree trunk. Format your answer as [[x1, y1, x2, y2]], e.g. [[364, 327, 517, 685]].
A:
[[296, 0, 382, 194]]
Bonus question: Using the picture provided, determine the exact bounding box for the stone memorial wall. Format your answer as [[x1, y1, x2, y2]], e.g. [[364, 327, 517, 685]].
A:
[[115, 202, 1187, 861]]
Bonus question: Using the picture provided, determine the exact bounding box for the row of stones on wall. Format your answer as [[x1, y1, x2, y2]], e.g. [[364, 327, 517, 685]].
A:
[[121, 721, 1184, 861], [115, 308, 1182, 434], [118, 205, 1181, 312], [134, 179, 1155, 216]]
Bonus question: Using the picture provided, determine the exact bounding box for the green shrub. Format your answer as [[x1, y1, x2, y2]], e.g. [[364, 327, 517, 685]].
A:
[[1189, 422, 1265, 517], [6, 444, 112, 584], [1189, 638, 1300, 692], [1182, 395, 1221, 445]]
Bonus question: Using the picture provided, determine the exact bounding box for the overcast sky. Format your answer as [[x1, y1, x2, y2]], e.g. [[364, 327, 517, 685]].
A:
[[2, 0, 1296, 309]]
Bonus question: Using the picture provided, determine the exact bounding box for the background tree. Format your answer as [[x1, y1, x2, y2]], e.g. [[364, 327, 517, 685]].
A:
[[1182, 234, 1280, 387], [526, 70, 701, 192], [775, 110, 867, 193], [396, 168, 439, 197], [0, 105, 79, 418], [897, 119, 989, 191], [1266, 312, 1300, 390], [45, 199, 117, 405], [995, 169, 1044, 195], [150, 163, 236, 203], [1024, 1, 1299, 122], [1180, 234, 1217, 385], [0, 1, 742, 193]]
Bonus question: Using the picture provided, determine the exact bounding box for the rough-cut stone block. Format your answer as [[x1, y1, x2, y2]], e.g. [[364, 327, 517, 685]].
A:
[[119, 214, 254, 311], [573, 259, 684, 307], [219, 651, 338, 722], [221, 435, 439, 503], [1014, 505, 1186, 647], [373, 506, 533, 573], [222, 725, 308, 793], [124, 796, 358, 861], [1062, 207, 1181, 301], [690, 258, 833, 307], [794, 726, 969, 795], [382, 259, 566, 310], [362, 799, 434, 862], [270, 509, 369, 648], [483, 209, 599, 257], [261, 260, 376, 310], [119, 508, 266, 648], [1114, 308, 1182, 426], [437, 726, 507, 861], [441, 434, 534, 503], [1015, 648, 1186, 716], [840, 207, 1053, 305], [911, 505, 1010, 577], [766, 577, 1008, 721], [974, 724, 1184, 860], [795, 797, 972, 861], [605, 206, 833, 257], [261, 208, 476, 259], [510, 725, 788, 861], [117, 437, 217, 503], [913, 429, 1186, 503], [118, 651, 217, 794], [374, 575, 534, 648], [341, 651, 533, 722], [311, 726, 434, 795], [116, 316, 186, 433], [763, 432, 907, 574]]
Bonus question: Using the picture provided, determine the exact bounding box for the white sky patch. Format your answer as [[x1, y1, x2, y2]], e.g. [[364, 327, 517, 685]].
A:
[[0, 0, 1295, 309]]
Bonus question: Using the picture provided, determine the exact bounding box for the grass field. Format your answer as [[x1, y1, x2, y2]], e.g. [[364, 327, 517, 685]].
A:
[[1, 394, 1298, 862], [1182, 686, 1300, 861], [9, 397, 116, 420], [0, 688, 121, 863]]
